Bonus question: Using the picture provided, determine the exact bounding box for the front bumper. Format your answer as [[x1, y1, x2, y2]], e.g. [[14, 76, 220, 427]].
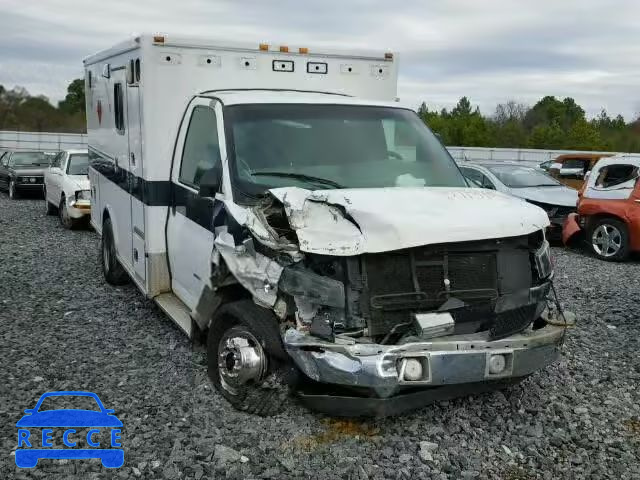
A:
[[15, 183, 44, 191], [285, 314, 566, 400], [68, 199, 91, 218]]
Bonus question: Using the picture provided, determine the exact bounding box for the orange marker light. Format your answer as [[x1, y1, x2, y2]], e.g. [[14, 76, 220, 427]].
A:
[[279, 46, 289, 53], [298, 47, 309, 54], [385, 52, 394, 60], [153, 35, 165, 44], [259, 43, 269, 51]]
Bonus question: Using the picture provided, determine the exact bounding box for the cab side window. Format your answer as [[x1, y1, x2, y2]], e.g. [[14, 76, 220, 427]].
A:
[[595, 164, 638, 189], [179, 106, 220, 188]]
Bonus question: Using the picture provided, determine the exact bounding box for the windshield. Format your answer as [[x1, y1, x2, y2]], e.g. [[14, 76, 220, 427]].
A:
[[67, 153, 89, 175], [11, 152, 48, 166], [224, 104, 466, 200], [486, 165, 560, 188]]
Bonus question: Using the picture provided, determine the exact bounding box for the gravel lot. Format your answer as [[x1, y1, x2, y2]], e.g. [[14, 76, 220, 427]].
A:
[[0, 193, 638, 480]]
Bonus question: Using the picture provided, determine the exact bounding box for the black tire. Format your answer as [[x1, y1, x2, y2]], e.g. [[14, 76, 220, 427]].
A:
[[588, 217, 630, 261], [44, 187, 57, 215], [8, 180, 18, 200], [207, 300, 292, 416], [59, 196, 77, 230], [101, 217, 129, 285]]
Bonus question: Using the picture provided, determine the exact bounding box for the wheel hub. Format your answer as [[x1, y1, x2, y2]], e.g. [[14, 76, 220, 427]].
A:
[[592, 224, 622, 257], [218, 327, 267, 395]]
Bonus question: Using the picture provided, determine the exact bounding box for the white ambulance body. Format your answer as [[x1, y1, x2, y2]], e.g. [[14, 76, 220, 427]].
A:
[[84, 34, 566, 416], [84, 34, 397, 314]]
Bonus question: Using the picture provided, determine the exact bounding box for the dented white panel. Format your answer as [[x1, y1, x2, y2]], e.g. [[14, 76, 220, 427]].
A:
[[214, 230, 284, 307], [269, 186, 550, 256]]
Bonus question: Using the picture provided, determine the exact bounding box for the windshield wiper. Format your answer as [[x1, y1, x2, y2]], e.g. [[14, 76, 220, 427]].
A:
[[252, 171, 344, 189]]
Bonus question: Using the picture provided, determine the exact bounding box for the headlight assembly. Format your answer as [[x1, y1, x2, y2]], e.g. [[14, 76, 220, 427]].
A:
[[75, 190, 91, 201]]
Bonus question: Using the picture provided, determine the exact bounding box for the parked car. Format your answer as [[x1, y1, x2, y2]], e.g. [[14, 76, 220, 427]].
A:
[[563, 155, 640, 261], [44, 149, 91, 229], [459, 162, 578, 239], [538, 160, 554, 171], [547, 153, 614, 190], [0, 150, 49, 199]]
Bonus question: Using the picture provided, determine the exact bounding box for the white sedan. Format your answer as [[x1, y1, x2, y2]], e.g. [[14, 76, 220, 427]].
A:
[[44, 149, 91, 229]]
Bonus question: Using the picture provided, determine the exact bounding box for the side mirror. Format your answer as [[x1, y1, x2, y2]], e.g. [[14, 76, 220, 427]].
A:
[[23, 409, 35, 414], [105, 409, 116, 414], [198, 164, 222, 198]]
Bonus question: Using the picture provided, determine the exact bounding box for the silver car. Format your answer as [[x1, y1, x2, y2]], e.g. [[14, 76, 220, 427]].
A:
[[459, 162, 578, 239]]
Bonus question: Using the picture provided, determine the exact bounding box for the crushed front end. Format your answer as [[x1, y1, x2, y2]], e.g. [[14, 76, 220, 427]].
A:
[[279, 230, 567, 415]]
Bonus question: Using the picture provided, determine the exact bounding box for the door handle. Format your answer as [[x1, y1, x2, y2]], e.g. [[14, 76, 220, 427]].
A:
[[130, 152, 136, 166]]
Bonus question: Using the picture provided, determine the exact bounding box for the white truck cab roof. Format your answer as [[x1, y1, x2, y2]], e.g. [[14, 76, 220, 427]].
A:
[[203, 90, 404, 108]]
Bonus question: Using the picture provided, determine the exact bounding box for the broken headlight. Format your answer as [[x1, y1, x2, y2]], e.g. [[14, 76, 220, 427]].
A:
[[534, 240, 553, 279], [75, 190, 91, 201]]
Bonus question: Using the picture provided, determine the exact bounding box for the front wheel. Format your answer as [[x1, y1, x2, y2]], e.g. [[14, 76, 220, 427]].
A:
[[589, 217, 630, 261], [207, 300, 292, 416], [59, 197, 77, 229], [8, 180, 18, 200], [101, 217, 129, 285]]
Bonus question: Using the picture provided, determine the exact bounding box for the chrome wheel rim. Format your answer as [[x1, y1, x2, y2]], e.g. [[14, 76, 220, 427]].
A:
[[592, 224, 622, 257], [217, 326, 267, 396]]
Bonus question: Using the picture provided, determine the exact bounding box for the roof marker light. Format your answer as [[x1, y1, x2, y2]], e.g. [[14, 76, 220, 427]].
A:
[[259, 43, 269, 51], [279, 46, 289, 53], [299, 47, 309, 54], [153, 35, 165, 44], [385, 52, 394, 60]]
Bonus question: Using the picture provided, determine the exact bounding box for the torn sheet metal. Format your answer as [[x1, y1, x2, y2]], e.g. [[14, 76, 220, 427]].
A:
[[269, 186, 550, 256], [214, 229, 284, 307]]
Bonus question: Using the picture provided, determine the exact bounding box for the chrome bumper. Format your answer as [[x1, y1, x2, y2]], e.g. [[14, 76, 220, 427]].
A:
[[284, 315, 566, 398]]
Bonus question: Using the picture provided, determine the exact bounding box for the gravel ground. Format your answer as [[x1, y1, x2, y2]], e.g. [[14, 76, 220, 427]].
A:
[[0, 193, 638, 480]]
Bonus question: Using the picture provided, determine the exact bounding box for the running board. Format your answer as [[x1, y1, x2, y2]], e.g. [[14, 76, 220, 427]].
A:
[[154, 293, 193, 338]]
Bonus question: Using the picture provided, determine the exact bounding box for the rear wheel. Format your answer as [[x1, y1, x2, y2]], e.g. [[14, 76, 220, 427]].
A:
[[44, 187, 57, 215], [207, 300, 292, 416], [101, 217, 129, 285], [589, 217, 629, 261]]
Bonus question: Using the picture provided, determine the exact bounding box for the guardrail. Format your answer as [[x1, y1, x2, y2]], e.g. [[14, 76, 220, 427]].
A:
[[0, 131, 87, 152], [0, 130, 626, 166], [447, 146, 620, 166]]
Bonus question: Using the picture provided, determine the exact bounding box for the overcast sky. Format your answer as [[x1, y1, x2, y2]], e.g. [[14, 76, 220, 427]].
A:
[[1, 0, 639, 119]]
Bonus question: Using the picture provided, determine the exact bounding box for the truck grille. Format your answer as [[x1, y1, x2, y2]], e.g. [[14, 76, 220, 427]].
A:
[[362, 235, 539, 338]]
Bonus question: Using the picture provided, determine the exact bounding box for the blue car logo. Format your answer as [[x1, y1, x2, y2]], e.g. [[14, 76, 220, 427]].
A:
[[15, 391, 123, 468]]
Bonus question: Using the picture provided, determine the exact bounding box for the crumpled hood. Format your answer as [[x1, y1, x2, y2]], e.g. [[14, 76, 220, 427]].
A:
[[509, 186, 578, 208], [268, 187, 550, 256], [11, 167, 47, 176]]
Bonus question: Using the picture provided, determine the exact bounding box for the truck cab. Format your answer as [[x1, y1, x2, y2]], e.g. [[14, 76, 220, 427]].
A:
[[85, 35, 569, 416]]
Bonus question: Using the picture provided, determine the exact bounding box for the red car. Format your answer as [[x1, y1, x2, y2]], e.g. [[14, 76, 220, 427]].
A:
[[563, 155, 640, 261]]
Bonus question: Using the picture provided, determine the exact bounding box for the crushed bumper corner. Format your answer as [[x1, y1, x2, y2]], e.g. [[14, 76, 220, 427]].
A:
[[285, 319, 567, 407]]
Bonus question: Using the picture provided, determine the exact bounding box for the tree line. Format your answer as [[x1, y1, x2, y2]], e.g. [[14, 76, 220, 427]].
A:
[[0, 79, 86, 133], [1, 78, 639, 152], [418, 96, 640, 152]]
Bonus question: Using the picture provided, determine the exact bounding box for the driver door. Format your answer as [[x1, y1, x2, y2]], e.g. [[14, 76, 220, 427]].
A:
[[166, 98, 224, 310]]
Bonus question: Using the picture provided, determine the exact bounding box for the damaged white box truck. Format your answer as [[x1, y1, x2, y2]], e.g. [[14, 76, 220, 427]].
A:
[[84, 34, 569, 416]]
